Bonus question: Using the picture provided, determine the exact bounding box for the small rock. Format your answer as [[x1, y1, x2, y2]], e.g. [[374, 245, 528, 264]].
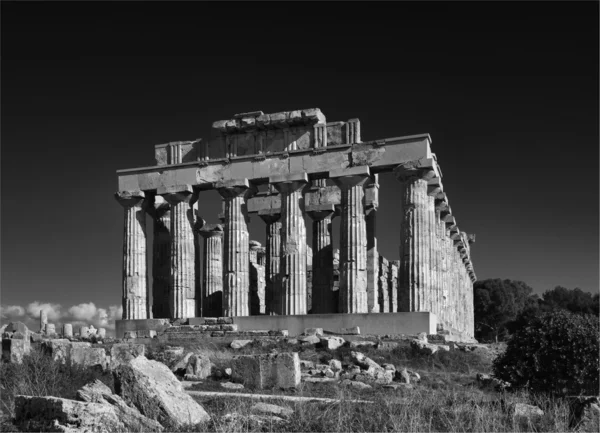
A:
[[417, 332, 428, 341], [300, 360, 315, 369], [511, 403, 544, 422], [324, 368, 336, 378], [382, 363, 396, 372], [221, 382, 244, 390], [319, 336, 345, 350], [230, 339, 252, 350], [286, 338, 299, 345], [329, 359, 342, 371], [298, 335, 320, 345], [251, 402, 294, 417]]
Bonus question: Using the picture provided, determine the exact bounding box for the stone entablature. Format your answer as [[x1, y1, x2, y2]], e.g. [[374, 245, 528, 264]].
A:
[[115, 108, 476, 337]]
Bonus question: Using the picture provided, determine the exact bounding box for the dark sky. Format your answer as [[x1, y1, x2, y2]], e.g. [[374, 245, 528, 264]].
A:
[[2, 1, 598, 321]]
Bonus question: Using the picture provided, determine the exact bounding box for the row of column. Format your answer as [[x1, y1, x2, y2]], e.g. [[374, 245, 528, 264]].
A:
[[116, 165, 474, 336]]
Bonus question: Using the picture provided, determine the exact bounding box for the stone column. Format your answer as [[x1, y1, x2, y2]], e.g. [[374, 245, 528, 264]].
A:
[[249, 240, 266, 315], [259, 210, 281, 315], [365, 175, 380, 313], [159, 185, 198, 319], [270, 173, 309, 315], [306, 204, 336, 314], [63, 324, 73, 338], [39, 310, 47, 333], [330, 166, 370, 314], [199, 224, 223, 317], [217, 179, 252, 317], [115, 190, 149, 320], [394, 166, 436, 312], [149, 196, 171, 319]]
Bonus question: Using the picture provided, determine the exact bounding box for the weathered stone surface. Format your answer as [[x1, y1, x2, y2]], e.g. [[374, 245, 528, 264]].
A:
[[307, 201, 336, 314], [63, 324, 73, 338], [113, 356, 210, 427], [319, 336, 345, 350], [150, 196, 171, 319], [186, 354, 212, 379], [6, 321, 28, 334], [230, 339, 252, 349], [299, 335, 320, 345], [2, 338, 30, 363], [15, 395, 126, 432], [110, 343, 145, 367], [347, 351, 394, 384], [41, 339, 71, 363], [350, 340, 377, 349], [304, 327, 324, 337], [340, 326, 360, 335], [221, 381, 244, 390], [70, 345, 108, 370], [231, 352, 301, 389], [340, 379, 372, 390], [77, 380, 163, 432], [511, 403, 544, 422], [410, 339, 441, 355], [329, 359, 342, 371]]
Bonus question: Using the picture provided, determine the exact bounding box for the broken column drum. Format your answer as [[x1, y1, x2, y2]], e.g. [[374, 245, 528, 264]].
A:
[[114, 107, 477, 338]]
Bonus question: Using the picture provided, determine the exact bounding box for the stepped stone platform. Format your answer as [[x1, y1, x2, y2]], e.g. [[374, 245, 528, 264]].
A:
[[116, 312, 437, 340]]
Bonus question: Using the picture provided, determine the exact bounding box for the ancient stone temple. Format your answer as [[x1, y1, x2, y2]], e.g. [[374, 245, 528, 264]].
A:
[[115, 108, 476, 339]]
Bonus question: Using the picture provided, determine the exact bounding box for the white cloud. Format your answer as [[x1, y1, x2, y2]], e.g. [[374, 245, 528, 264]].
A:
[[1, 301, 123, 334], [0, 305, 26, 319], [26, 301, 63, 322]]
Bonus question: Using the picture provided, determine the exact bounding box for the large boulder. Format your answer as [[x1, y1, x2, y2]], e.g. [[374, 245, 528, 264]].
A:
[[77, 380, 163, 432], [14, 395, 126, 432], [113, 356, 210, 428], [231, 352, 301, 389]]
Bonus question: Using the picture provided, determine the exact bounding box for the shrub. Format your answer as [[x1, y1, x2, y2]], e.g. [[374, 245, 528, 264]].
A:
[[493, 310, 599, 395]]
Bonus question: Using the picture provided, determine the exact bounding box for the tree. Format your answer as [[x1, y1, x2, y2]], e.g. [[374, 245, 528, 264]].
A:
[[540, 286, 599, 316], [473, 278, 536, 342]]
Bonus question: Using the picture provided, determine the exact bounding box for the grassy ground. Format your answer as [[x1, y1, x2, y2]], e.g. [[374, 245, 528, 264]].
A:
[[0, 338, 576, 432]]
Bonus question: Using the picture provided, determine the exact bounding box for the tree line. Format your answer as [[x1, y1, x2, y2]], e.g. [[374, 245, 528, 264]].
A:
[[473, 279, 599, 342]]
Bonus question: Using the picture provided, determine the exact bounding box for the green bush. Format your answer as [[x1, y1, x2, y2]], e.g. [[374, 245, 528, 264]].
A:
[[493, 310, 599, 395]]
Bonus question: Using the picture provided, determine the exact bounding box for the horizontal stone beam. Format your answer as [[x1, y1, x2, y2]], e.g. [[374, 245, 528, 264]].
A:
[[116, 134, 432, 192]]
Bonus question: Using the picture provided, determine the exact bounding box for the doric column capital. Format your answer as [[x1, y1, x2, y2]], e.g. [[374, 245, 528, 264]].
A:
[[148, 195, 171, 220], [393, 158, 437, 182], [269, 173, 309, 194], [199, 223, 224, 239], [115, 190, 145, 208], [258, 209, 281, 224], [215, 179, 253, 199], [158, 184, 197, 205], [306, 203, 335, 221], [330, 166, 371, 189]]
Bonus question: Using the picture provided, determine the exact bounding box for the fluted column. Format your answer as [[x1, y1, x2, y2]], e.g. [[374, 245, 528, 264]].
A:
[[270, 173, 308, 315], [395, 165, 436, 312], [364, 175, 380, 313], [306, 204, 335, 314], [150, 196, 171, 319], [159, 185, 198, 319], [259, 210, 281, 315], [115, 190, 148, 320], [330, 166, 370, 314], [217, 179, 252, 317], [199, 224, 223, 317]]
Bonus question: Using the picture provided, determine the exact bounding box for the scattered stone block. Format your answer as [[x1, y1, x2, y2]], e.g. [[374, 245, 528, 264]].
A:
[[70, 345, 108, 370], [417, 332, 428, 341], [340, 326, 360, 335], [136, 330, 157, 338], [123, 331, 137, 339], [329, 359, 342, 371], [113, 356, 210, 427], [300, 360, 315, 369], [319, 336, 345, 350], [231, 352, 301, 389], [298, 335, 320, 344], [286, 338, 299, 345], [2, 338, 30, 363], [110, 343, 145, 367], [221, 382, 244, 390], [186, 354, 212, 379], [304, 328, 324, 337], [377, 341, 400, 350], [41, 339, 71, 363], [268, 330, 289, 337], [511, 403, 544, 422], [251, 403, 293, 418], [350, 340, 376, 348], [15, 395, 125, 432], [410, 339, 440, 355], [230, 339, 252, 350], [340, 379, 372, 390]]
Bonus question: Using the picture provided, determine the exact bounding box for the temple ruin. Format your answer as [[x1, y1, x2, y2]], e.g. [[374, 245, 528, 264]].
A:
[[115, 108, 476, 339]]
